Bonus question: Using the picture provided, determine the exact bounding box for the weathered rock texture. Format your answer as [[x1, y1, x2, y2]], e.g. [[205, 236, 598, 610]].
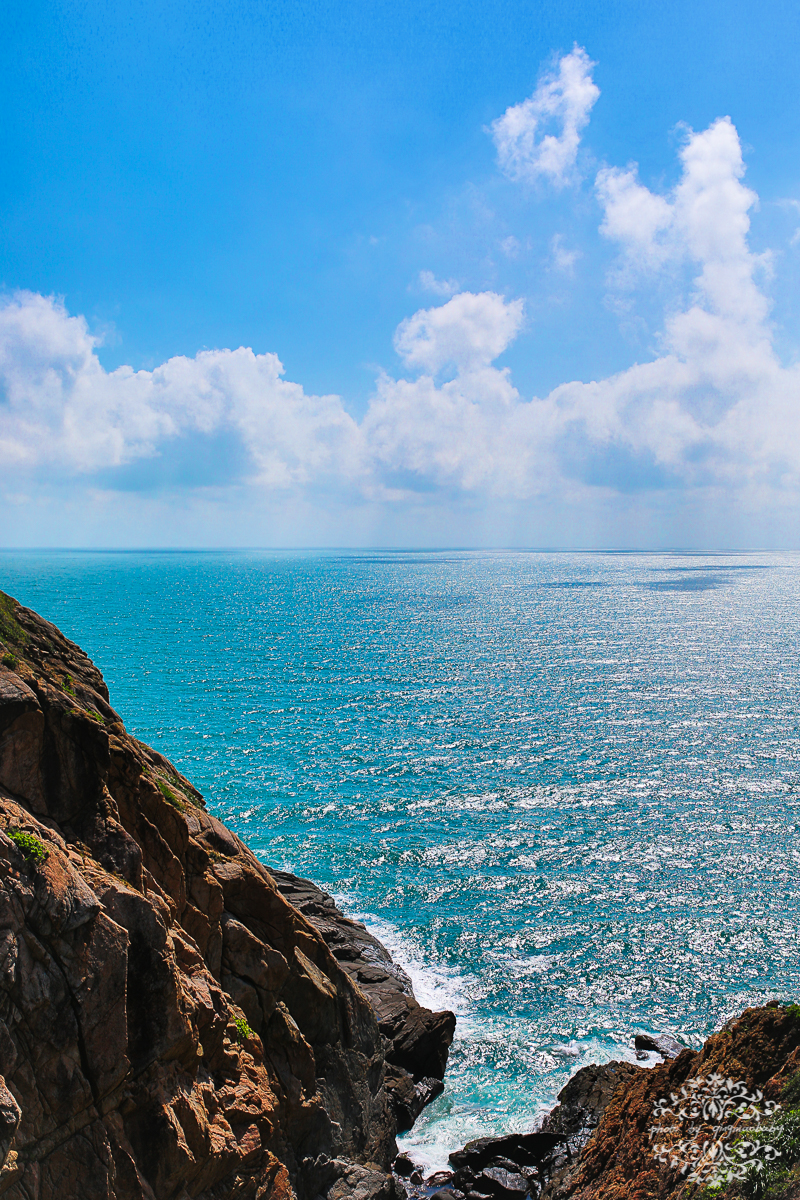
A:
[[0, 590, 453, 1200], [541, 1004, 800, 1200], [415, 1006, 800, 1200], [268, 873, 454, 1132]]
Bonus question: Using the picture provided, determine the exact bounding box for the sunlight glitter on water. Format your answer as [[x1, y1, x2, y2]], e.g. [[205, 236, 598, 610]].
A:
[[1, 549, 799, 1164]]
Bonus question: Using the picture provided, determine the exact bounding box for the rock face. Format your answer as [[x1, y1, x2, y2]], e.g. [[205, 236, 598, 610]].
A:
[[542, 1004, 800, 1200], [409, 1006, 800, 1200], [268, 872, 455, 1132], [0, 590, 454, 1200], [536, 1061, 643, 1195]]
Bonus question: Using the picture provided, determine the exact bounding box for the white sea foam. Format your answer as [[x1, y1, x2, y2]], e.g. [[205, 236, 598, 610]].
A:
[[396, 1027, 668, 1173], [337, 900, 474, 1021], [335, 902, 675, 1173]]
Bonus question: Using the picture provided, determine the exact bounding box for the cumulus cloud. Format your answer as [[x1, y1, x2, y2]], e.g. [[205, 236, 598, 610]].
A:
[[550, 117, 791, 487], [0, 292, 363, 487], [490, 46, 599, 187], [596, 116, 769, 328], [393, 291, 524, 374], [3, 113, 800, 532], [329, 113, 800, 505], [364, 362, 527, 494]]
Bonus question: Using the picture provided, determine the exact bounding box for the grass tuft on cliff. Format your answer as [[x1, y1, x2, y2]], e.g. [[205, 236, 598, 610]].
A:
[[7, 828, 50, 864], [0, 592, 28, 648], [233, 1015, 256, 1043], [70, 706, 105, 724], [157, 779, 186, 811]]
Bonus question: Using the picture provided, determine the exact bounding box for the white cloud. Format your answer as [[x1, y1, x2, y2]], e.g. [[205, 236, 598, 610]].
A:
[[596, 165, 674, 271], [548, 117, 792, 486], [418, 270, 460, 297], [596, 116, 769, 328], [363, 367, 521, 492], [550, 234, 580, 274], [4, 114, 800, 540], [0, 291, 363, 486], [490, 46, 599, 187], [393, 291, 524, 375]]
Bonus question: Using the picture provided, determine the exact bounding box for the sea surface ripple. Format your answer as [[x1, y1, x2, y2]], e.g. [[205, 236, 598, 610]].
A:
[[2, 549, 799, 1167]]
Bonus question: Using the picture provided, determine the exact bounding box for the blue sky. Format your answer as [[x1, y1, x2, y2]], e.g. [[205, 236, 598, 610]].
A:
[[2, 0, 800, 546]]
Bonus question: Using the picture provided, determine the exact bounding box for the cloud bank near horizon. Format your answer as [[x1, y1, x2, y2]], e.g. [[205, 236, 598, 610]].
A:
[[2, 50, 799, 543]]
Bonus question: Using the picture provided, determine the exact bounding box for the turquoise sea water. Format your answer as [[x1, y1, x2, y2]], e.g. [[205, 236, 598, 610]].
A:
[[1, 550, 799, 1167]]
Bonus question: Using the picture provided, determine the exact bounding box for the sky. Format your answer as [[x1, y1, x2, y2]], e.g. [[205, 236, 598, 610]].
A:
[[2, 0, 800, 547]]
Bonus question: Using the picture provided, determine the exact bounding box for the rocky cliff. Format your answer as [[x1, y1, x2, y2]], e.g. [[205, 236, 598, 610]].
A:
[[539, 1003, 800, 1200], [0, 591, 454, 1200], [405, 1006, 800, 1200]]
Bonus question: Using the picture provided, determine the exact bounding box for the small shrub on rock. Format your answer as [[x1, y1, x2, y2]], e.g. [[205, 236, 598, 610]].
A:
[[7, 828, 49, 864], [735, 1099, 800, 1198], [233, 1016, 255, 1043]]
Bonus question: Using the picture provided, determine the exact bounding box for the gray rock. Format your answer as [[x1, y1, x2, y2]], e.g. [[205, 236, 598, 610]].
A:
[[385, 1063, 445, 1132], [536, 1060, 644, 1196], [270, 868, 456, 1126], [477, 1166, 530, 1197], [633, 1032, 686, 1059], [325, 1162, 406, 1200]]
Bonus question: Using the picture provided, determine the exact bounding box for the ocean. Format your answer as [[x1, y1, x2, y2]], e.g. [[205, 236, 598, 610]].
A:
[[1, 549, 799, 1168]]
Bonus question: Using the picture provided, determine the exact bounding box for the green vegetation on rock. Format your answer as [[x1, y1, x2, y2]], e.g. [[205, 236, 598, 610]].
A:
[[1, 652, 18, 669], [233, 1015, 255, 1043], [7, 828, 50, 863], [157, 779, 186, 811], [70, 707, 105, 724], [0, 592, 27, 648], [729, 1072, 800, 1199]]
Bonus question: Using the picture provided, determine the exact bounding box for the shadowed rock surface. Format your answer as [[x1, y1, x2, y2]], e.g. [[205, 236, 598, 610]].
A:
[[0, 590, 454, 1199], [268, 872, 454, 1131]]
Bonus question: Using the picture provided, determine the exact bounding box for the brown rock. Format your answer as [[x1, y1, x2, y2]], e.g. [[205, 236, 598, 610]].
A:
[[0, 1076, 20, 1168], [0, 589, 409, 1200], [540, 1006, 800, 1199]]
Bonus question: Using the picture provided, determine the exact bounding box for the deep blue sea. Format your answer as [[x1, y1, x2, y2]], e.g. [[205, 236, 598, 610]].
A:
[[2, 550, 799, 1167]]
